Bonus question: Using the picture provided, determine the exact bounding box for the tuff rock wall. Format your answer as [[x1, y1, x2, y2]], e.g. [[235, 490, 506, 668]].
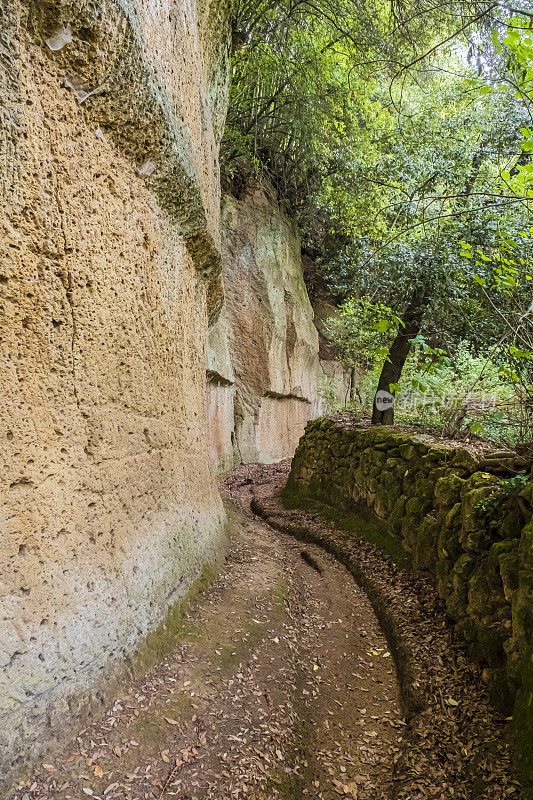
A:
[[0, 0, 231, 783], [207, 187, 349, 470], [287, 419, 533, 781]]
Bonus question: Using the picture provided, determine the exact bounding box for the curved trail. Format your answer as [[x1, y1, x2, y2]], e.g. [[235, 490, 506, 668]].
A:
[[11, 467, 403, 800]]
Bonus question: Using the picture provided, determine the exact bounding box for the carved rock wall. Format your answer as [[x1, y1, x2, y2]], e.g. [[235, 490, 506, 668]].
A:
[[0, 0, 231, 783], [207, 188, 349, 468]]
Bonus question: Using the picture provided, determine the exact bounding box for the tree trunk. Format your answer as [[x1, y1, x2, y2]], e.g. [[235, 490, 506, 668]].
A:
[[371, 293, 426, 425], [349, 367, 356, 401]]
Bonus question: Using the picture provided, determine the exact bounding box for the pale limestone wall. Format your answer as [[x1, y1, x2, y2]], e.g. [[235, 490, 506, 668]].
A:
[[206, 303, 236, 472], [0, 0, 231, 783], [207, 188, 349, 468], [256, 397, 314, 463]]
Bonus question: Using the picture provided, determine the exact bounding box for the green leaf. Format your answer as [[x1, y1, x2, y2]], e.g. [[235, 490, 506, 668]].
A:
[[373, 319, 391, 332]]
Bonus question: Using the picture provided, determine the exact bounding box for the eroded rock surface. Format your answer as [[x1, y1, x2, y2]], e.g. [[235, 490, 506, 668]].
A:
[[207, 188, 349, 468], [0, 0, 231, 783]]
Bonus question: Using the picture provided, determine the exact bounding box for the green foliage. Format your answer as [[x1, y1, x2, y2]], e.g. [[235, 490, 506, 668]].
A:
[[223, 0, 533, 443], [474, 472, 529, 516], [223, 0, 387, 205], [223, 0, 502, 220], [398, 341, 530, 443], [324, 296, 399, 371], [335, 321, 525, 443], [316, 378, 345, 410]]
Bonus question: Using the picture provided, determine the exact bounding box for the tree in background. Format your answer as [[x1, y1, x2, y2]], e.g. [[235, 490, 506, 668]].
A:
[[312, 8, 533, 433]]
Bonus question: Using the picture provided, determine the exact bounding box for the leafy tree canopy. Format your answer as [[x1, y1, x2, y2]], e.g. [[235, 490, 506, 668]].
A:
[[223, 0, 533, 440]]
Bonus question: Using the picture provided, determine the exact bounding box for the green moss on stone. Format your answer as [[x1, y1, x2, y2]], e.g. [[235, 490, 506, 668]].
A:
[[286, 421, 533, 785], [133, 563, 218, 674], [486, 665, 516, 714], [412, 517, 441, 570], [434, 473, 466, 510], [282, 492, 411, 569], [405, 496, 427, 516], [514, 640, 533, 782], [398, 443, 417, 460], [389, 495, 407, 535], [450, 449, 478, 472], [437, 525, 462, 562], [473, 622, 507, 667]]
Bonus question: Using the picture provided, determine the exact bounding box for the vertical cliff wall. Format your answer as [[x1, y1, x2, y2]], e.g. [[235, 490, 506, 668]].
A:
[[207, 187, 349, 469], [0, 0, 231, 782]]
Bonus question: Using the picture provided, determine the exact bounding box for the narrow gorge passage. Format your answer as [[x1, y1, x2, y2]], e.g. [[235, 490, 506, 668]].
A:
[[11, 469, 403, 800]]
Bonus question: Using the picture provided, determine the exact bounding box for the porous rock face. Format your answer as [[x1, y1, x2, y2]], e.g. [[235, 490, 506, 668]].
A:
[[207, 188, 349, 469], [0, 0, 231, 784], [287, 419, 533, 782]]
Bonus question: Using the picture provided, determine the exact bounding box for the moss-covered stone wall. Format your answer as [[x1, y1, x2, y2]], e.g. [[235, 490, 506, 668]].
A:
[[286, 418, 533, 780]]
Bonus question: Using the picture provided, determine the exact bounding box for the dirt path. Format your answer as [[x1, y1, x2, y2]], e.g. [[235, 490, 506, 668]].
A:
[[11, 470, 403, 800]]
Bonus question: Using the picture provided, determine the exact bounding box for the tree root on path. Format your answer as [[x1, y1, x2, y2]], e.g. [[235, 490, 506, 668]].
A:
[[300, 550, 323, 574]]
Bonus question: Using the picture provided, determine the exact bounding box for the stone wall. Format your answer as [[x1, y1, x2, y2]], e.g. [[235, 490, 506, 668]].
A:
[[207, 188, 349, 468], [287, 419, 533, 780], [0, 0, 231, 784]]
